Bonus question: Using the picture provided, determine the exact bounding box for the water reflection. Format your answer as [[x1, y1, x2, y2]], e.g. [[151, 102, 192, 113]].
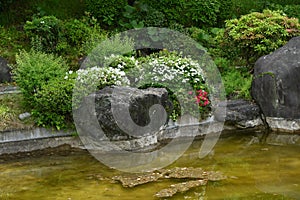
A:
[[0, 131, 300, 199]]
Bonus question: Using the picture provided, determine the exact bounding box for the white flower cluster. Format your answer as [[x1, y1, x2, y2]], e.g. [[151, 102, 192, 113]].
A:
[[142, 56, 205, 85], [64, 70, 74, 80], [73, 66, 129, 108], [105, 54, 139, 70], [76, 66, 129, 87]]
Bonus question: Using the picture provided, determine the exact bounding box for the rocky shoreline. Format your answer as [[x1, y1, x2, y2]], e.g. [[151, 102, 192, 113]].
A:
[[1, 90, 299, 156]]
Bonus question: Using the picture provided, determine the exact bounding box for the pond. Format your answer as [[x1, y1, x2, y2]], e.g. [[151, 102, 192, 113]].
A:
[[0, 131, 300, 200]]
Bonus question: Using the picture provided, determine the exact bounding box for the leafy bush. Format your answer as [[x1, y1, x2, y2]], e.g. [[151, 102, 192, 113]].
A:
[[218, 10, 300, 66], [187, 27, 222, 50], [13, 50, 73, 129], [33, 75, 75, 129], [85, 0, 127, 28], [14, 50, 68, 103], [62, 15, 106, 70], [64, 19, 94, 48], [64, 13, 102, 49], [118, 3, 168, 29], [24, 16, 63, 53], [24, 14, 107, 70]]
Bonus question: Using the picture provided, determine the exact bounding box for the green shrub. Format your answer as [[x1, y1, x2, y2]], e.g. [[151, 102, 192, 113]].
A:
[[33, 75, 75, 130], [24, 16, 64, 53], [64, 19, 94, 48], [81, 29, 108, 56], [64, 13, 102, 48], [85, 0, 127, 29], [218, 10, 300, 66], [13, 50, 74, 129], [62, 16, 106, 70], [267, 4, 300, 19], [24, 14, 107, 70]]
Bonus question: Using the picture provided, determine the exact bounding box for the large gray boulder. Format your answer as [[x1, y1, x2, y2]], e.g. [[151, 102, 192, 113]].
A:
[[75, 86, 172, 140], [0, 57, 11, 83], [251, 36, 300, 119]]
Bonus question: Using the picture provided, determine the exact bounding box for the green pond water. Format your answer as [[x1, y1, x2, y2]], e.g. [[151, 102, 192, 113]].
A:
[[1, 131, 300, 200]]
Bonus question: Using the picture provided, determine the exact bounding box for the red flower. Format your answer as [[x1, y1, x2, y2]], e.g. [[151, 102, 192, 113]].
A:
[[192, 89, 210, 107]]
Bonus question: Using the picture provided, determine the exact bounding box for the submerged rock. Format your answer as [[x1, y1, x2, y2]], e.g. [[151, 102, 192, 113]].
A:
[[112, 167, 226, 188], [112, 172, 163, 188], [110, 167, 225, 198], [154, 179, 207, 198]]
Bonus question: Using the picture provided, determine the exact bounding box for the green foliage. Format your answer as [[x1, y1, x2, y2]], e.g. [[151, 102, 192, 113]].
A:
[[24, 14, 107, 70], [32, 0, 85, 20], [218, 10, 300, 66], [140, 0, 223, 28], [0, 105, 10, 120], [24, 16, 63, 53], [266, 3, 300, 19], [118, 4, 145, 29], [0, 0, 85, 26], [118, 3, 168, 29], [85, 0, 127, 28], [183, 0, 221, 27], [282, 4, 300, 19], [85, 35, 135, 68], [214, 57, 252, 99], [138, 51, 211, 120], [0, 26, 28, 63], [14, 50, 68, 104], [13, 50, 73, 128], [187, 27, 222, 50], [33, 75, 75, 130], [64, 19, 94, 48], [230, 0, 300, 20]]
